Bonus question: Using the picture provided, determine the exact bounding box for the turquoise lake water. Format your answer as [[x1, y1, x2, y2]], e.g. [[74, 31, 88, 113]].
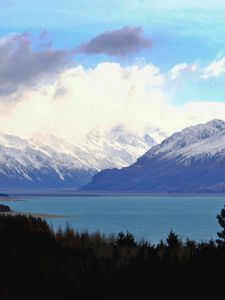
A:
[[3, 195, 225, 244]]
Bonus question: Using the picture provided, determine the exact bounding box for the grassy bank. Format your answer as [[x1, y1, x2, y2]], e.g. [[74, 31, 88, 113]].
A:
[[0, 211, 225, 299]]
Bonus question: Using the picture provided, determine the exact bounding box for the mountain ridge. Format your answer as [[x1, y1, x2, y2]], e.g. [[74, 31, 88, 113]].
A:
[[0, 126, 156, 189], [81, 119, 225, 193]]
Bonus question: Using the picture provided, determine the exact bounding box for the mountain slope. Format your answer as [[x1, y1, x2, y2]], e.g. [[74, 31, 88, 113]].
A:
[[79, 125, 156, 170], [0, 133, 96, 189], [0, 126, 156, 189], [81, 120, 225, 193]]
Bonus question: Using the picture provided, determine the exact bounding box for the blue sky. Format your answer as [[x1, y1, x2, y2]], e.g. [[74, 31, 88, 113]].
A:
[[1, 0, 225, 103], [1, 0, 225, 62], [0, 0, 225, 140]]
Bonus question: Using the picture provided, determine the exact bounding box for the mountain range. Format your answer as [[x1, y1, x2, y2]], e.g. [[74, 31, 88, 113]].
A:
[[0, 126, 156, 190], [81, 119, 225, 193]]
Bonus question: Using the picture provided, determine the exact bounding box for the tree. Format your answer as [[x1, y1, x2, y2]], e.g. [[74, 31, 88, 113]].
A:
[[166, 231, 183, 262], [116, 232, 136, 247], [217, 205, 225, 245], [167, 231, 181, 249]]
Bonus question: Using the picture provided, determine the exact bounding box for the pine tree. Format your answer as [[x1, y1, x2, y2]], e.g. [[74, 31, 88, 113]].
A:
[[217, 205, 225, 245], [167, 231, 180, 249]]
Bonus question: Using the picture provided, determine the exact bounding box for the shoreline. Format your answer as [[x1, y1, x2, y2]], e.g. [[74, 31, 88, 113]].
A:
[[0, 210, 68, 219], [2, 192, 225, 198]]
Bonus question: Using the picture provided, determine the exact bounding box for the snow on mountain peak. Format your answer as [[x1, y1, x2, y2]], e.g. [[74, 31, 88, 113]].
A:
[[30, 126, 157, 171], [79, 125, 157, 170], [0, 126, 157, 189], [165, 119, 225, 145], [143, 119, 225, 160], [206, 119, 225, 129], [106, 125, 154, 147]]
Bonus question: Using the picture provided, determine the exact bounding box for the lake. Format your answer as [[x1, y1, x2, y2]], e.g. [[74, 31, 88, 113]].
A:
[[3, 195, 225, 244]]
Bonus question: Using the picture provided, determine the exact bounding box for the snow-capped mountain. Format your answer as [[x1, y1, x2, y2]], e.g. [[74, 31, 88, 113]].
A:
[[139, 119, 225, 163], [0, 126, 156, 190], [79, 125, 156, 170], [0, 133, 96, 189], [81, 120, 225, 193]]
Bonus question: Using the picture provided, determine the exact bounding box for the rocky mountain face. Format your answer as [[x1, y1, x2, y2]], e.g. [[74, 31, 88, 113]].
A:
[[81, 120, 225, 193]]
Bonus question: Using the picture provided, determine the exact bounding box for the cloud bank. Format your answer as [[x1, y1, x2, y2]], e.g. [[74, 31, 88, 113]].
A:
[[1, 61, 225, 144], [0, 32, 71, 96], [0, 31, 225, 143], [0, 27, 151, 97], [78, 26, 152, 57]]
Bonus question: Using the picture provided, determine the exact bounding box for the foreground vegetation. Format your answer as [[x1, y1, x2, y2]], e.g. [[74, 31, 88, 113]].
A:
[[0, 207, 225, 299]]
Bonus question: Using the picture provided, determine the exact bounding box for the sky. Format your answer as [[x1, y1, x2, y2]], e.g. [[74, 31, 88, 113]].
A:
[[1, 0, 225, 142]]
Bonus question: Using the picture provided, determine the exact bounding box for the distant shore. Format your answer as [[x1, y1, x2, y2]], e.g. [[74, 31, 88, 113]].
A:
[[0, 210, 67, 219], [2, 190, 225, 198]]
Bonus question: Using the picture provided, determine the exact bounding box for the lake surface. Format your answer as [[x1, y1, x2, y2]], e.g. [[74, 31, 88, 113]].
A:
[[3, 195, 225, 244]]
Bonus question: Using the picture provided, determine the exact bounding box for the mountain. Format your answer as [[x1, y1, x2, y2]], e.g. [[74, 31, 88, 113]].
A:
[[79, 125, 156, 170], [0, 126, 156, 190], [81, 120, 225, 193], [0, 133, 95, 189]]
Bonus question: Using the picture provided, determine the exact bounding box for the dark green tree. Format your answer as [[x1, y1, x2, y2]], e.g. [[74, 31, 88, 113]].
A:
[[116, 231, 136, 247], [217, 205, 225, 245], [167, 231, 181, 249]]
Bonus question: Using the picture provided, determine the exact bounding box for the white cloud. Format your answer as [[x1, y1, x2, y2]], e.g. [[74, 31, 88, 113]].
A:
[[169, 101, 225, 130], [0, 62, 225, 143], [0, 63, 167, 142], [170, 63, 198, 80], [201, 57, 225, 79]]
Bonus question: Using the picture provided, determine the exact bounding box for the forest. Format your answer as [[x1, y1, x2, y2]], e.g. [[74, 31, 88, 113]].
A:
[[0, 206, 225, 299]]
